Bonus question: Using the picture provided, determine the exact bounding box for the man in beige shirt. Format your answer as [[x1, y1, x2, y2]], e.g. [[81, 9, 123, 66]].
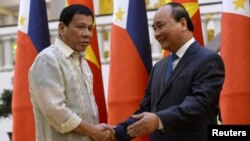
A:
[[29, 4, 114, 141]]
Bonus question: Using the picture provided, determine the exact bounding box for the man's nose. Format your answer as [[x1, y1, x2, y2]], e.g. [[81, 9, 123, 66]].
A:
[[155, 30, 161, 39], [82, 28, 92, 37]]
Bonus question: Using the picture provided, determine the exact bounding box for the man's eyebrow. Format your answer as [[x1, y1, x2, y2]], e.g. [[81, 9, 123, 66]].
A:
[[153, 21, 164, 26]]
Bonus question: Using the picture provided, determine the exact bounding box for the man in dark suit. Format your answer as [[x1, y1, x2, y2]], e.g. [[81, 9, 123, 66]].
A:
[[111, 2, 225, 141]]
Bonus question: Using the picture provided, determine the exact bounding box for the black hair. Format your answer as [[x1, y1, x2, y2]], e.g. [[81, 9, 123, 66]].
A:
[[59, 4, 94, 26], [165, 2, 194, 32]]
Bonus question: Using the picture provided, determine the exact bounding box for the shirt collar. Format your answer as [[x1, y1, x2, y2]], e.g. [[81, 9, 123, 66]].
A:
[[175, 37, 195, 59], [55, 38, 84, 58]]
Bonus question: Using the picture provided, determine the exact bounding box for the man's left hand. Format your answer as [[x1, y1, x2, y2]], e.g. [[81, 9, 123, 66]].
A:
[[127, 112, 159, 137]]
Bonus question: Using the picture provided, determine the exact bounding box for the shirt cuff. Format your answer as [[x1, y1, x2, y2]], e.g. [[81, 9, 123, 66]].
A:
[[61, 113, 81, 133], [158, 117, 164, 130]]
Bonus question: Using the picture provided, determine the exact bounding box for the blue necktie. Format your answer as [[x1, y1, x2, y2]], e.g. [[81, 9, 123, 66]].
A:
[[165, 54, 178, 84]]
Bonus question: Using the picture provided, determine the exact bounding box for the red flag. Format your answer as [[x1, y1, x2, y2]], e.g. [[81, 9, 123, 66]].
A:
[[67, 0, 107, 123], [108, 0, 152, 140], [163, 0, 204, 57], [12, 0, 50, 140], [220, 0, 250, 124]]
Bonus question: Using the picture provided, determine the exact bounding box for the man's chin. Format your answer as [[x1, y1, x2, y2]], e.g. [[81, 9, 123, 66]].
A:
[[76, 46, 88, 52], [161, 46, 170, 51]]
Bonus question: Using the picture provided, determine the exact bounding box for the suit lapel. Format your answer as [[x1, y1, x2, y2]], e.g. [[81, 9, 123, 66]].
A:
[[157, 42, 200, 104], [159, 57, 170, 94], [152, 57, 169, 112]]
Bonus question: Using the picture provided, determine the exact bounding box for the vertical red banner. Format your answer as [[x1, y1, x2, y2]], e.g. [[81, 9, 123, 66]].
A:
[[12, 0, 50, 141], [220, 0, 250, 124], [108, 0, 152, 140]]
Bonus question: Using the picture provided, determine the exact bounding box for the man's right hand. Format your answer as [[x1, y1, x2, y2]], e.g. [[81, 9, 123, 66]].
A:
[[73, 121, 115, 141], [91, 123, 115, 141]]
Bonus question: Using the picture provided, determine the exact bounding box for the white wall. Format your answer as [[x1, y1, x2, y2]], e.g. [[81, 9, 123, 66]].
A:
[[0, 117, 12, 141], [0, 71, 13, 94], [0, 72, 13, 141]]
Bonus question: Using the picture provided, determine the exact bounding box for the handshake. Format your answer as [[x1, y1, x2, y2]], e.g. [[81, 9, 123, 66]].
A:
[[94, 123, 116, 141], [89, 112, 159, 141]]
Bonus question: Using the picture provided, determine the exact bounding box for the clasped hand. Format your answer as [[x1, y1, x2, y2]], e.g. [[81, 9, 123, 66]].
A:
[[92, 123, 116, 141], [91, 112, 159, 140], [127, 112, 159, 137]]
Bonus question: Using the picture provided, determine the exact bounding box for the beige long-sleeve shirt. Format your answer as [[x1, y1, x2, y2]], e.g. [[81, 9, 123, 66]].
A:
[[29, 38, 99, 141]]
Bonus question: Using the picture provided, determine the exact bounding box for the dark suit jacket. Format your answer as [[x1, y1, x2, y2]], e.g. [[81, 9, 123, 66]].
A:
[[115, 41, 225, 141]]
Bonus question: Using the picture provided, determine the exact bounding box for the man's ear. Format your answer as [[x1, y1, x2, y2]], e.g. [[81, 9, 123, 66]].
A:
[[180, 17, 187, 31], [58, 22, 65, 36]]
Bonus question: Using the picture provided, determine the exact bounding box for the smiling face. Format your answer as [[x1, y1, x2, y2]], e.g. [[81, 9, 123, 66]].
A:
[[152, 5, 184, 53], [59, 13, 94, 52]]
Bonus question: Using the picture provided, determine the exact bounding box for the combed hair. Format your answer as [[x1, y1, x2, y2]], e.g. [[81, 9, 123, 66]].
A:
[[59, 4, 94, 26], [165, 2, 194, 32]]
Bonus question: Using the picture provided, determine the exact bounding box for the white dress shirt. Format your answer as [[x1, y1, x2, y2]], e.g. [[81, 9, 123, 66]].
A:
[[29, 38, 98, 141]]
